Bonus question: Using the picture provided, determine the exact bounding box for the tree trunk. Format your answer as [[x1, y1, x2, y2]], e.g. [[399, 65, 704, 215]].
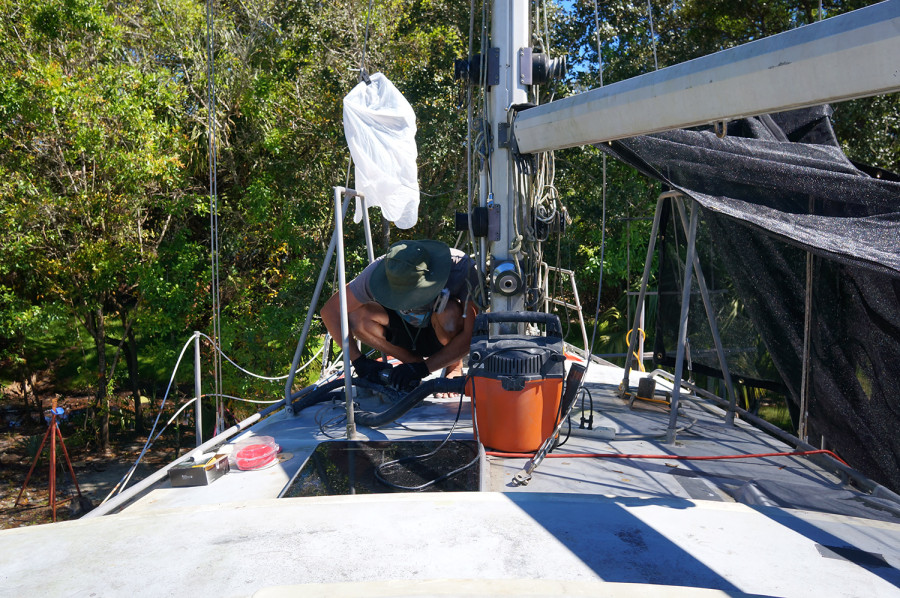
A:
[[28, 372, 41, 417], [124, 320, 142, 432], [91, 308, 110, 453], [19, 376, 31, 417], [381, 215, 391, 253]]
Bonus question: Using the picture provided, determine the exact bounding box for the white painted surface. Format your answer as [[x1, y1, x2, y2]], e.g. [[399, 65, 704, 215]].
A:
[[2, 493, 899, 598]]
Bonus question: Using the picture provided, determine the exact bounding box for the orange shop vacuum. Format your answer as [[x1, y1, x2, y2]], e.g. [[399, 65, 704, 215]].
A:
[[465, 311, 566, 452]]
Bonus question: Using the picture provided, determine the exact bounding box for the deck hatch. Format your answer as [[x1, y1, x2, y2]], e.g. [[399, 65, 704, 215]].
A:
[[282, 440, 481, 496]]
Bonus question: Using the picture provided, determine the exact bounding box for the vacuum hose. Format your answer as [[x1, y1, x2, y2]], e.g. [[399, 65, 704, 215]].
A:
[[291, 377, 466, 428], [356, 377, 465, 427]]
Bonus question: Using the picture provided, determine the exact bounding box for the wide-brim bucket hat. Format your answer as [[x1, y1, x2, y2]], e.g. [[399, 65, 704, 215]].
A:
[[370, 240, 451, 311]]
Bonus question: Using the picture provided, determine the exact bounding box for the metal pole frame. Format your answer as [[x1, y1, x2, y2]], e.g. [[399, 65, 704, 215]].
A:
[[672, 196, 738, 425], [283, 192, 353, 412], [666, 201, 700, 443], [194, 331, 203, 445], [360, 193, 375, 264], [621, 191, 673, 395], [543, 265, 590, 355], [799, 198, 815, 441], [334, 186, 358, 440]]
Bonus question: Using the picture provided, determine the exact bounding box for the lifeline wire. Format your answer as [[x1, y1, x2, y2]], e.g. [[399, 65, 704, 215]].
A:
[[102, 331, 313, 503], [123, 390, 280, 496], [205, 393, 282, 405], [197, 332, 323, 381], [100, 334, 196, 504]]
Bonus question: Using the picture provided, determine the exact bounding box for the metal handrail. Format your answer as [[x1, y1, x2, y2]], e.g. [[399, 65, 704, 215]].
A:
[[543, 265, 590, 354]]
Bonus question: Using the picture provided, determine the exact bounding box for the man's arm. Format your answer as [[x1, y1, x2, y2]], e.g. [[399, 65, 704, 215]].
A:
[[320, 288, 364, 362], [422, 301, 478, 373]]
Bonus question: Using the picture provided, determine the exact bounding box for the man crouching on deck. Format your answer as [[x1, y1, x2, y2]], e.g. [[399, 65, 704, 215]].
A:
[[321, 240, 480, 392]]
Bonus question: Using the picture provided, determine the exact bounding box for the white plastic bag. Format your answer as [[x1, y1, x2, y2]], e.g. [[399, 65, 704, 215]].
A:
[[343, 73, 420, 229]]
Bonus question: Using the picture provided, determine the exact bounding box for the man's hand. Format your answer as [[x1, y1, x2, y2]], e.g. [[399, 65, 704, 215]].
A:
[[352, 356, 392, 383], [389, 362, 430, 391]]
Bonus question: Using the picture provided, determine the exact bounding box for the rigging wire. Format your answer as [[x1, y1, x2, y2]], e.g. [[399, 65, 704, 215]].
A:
[[206, 0, 224, 435], [480, 0, 491, 198], [314, 0, 376, 375], [360, 0, 374, 76], [465, 0, 479, 278], [585, 0, 608, 370], [591, 0, 603, 86], [647, 0, 659, 72]]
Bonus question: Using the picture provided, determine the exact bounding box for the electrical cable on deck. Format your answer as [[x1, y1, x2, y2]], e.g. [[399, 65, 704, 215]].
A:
[[374, 389, 478, 491], [486, 448, 849, 467]]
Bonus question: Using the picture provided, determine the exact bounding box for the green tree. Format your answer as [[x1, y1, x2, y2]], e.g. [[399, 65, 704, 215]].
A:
[[0, 0, 194, 449]]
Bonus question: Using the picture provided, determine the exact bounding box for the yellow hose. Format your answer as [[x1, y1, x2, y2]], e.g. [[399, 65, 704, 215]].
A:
[[627, 328, 647, 373]]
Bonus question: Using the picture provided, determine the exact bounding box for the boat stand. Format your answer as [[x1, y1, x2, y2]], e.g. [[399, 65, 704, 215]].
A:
[[621, 192, 739, 443]]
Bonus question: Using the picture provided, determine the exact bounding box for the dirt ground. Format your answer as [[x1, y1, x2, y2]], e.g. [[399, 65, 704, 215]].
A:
[[0, 390, 192, 530]]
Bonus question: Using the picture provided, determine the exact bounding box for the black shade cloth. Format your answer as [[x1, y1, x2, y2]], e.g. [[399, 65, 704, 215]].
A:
[[598, 106, 900, 493]]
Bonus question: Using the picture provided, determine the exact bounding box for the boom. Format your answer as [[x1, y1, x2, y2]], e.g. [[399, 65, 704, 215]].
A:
[[513, 0, 900, 153]]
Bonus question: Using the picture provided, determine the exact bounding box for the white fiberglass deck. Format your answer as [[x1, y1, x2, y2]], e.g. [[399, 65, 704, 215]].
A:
[[1, 362, 899, 598]]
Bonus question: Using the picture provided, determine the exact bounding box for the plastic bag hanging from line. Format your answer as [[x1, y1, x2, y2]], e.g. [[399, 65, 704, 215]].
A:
[[343, 73, 420, 229]]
